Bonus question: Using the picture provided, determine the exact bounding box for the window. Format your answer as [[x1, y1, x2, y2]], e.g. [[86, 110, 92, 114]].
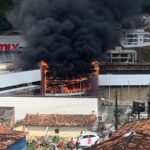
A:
[[55, 129, 59, 134], [82, 135, 89, 139], [121, 54, 128, 57], [89, 135, 96, 138], [112, 54, 119, 57], [144, 34, 150, 38], [144, 39, 150, 42], [128, 39, 138, 42], [126, 34, 138, 38]]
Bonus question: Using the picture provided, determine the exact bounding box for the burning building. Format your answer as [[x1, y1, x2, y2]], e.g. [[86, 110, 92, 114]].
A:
[[40, 60, 99, 96], [6, 0, 141, 96]]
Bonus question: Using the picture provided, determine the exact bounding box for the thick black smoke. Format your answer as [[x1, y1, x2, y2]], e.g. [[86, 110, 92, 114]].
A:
[[7, 0, 141, 77]]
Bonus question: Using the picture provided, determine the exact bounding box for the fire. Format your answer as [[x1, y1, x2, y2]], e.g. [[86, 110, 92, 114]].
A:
[[46, 77, 91, 94], [91, 61, 100, 75], [40, 60, 100, 96], [40, 60, 49, 96], [40, 60, 48, 68]]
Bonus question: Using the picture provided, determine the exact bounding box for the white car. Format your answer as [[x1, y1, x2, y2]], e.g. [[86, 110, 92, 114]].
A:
[[76, 133, 100, 149]]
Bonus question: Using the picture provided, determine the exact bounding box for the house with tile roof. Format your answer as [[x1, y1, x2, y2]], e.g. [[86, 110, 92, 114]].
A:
[[0, 126, 27, 150], [15, 113, 97, 138], [86, 119, 150, 150]]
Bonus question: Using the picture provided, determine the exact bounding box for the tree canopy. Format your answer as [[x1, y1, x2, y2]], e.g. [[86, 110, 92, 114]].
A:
[[0, 0, 13, 33]]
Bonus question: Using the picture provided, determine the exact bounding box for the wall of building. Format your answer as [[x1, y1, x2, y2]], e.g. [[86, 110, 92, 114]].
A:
[[0, 35, 27, 51], [0, 97, 98, 120], [99, 86, 149, 105], [15, 126, 89, 139]]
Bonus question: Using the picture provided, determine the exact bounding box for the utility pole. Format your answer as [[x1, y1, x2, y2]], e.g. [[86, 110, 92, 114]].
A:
[[114, 90, 118, 130], [97, 97, 104, 139]]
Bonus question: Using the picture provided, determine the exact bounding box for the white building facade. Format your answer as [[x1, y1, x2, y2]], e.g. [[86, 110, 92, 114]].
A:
[[106, 47, 137, 63], [120, 29, 150, 48]]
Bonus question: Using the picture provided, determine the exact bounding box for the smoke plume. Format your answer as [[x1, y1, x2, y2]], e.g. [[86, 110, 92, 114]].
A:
[[7, 0, 141, 77]]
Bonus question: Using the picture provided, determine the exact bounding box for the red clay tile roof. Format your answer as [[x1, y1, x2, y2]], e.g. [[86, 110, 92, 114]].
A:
[[24, 114, 96, 127], [87, 119, 150, 150], [113, 119, 150, 137], [0, 126, 26, 150], [87, 132, 150, 150]]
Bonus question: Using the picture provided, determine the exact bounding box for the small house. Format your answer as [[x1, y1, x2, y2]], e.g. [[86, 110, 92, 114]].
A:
[[17, 113, 97, 138]]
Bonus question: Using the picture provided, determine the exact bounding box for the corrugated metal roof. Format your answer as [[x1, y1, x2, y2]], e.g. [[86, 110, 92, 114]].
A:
[[98, 74, 150, 86], [0, 69, 40, 88]]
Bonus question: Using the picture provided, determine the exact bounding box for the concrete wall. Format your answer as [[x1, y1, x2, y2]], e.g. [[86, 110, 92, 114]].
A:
[[0, 97, 98, 120], [15, 126, 89, 139], [99, 86, 149, 105]]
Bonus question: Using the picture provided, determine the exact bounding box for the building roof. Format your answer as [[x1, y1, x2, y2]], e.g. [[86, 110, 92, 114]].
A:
[[99, 74, 150, 86], [88, 132, 150, 150], [87, 119, 150, 150], [113, 119, 150, 137], [0, 126, 26, 150], [24, 113, 96, 127], [1, 29, 23, 35]]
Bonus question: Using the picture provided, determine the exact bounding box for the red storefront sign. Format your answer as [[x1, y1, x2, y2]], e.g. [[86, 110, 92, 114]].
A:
[[0, 44, 19, 51]]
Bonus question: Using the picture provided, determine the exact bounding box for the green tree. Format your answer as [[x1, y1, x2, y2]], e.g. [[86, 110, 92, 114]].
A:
[[0, 0, 13, 33], [142, 0, 150, 13]]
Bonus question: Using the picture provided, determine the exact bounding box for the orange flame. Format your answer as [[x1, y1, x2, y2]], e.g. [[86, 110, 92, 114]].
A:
[[40, 60, 48, 67], [40, 60, 99, 95], [91, 61, 100, 75], [40, 60, 49, 96]]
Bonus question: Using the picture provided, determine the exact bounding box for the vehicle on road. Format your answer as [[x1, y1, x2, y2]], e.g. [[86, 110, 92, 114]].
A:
[[75, 133, 100, 149]]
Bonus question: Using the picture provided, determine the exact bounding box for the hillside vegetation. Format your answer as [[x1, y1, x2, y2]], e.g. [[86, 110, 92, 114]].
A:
[[0, 0, 13, 33], [143, 0, 150, 13]]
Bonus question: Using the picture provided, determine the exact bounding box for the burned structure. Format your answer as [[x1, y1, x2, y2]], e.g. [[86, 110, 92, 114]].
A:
[[40, 60, 99, 96], [6, 0, 141, 96]]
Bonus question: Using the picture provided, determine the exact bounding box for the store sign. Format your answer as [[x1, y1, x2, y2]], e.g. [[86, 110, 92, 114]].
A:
[[0, 44, 24, 51]]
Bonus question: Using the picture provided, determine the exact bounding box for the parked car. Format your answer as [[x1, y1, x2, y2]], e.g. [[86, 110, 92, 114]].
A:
[[75, 133, 100, 149]]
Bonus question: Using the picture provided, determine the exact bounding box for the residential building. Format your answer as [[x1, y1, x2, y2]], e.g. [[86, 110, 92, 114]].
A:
[[0, 126, 26, 150], [87, 119, 150, 150], [15, 113, 97, 138], [106, 47, 137, 63], [112, 119, 150, 137], [120, 29, 150, 48]]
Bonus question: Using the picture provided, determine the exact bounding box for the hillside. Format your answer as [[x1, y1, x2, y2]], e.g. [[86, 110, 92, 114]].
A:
[[143, 0, 150, 13], [0, 0, 13, 33]]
